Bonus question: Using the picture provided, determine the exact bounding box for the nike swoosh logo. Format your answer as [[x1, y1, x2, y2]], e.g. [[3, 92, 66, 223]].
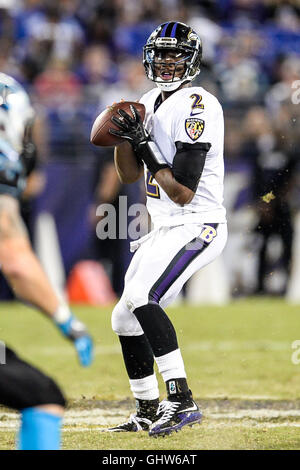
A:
[[190, 112, 203, 116], [180, 404, 199, 413]]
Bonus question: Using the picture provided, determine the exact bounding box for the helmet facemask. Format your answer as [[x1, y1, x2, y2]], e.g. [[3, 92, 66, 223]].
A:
[[144, 48, 195, 91]]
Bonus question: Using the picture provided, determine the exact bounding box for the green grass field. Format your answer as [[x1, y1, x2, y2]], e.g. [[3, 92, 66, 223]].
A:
[[1, 298, 300, 450]]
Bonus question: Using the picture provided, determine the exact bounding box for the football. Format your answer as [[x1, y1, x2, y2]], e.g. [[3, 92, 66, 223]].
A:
[[90, 101, 146, 147]]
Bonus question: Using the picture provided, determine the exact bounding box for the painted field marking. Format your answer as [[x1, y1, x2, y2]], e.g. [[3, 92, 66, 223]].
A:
[[15, 340, 292, 357], [1, 406, 300, 432]]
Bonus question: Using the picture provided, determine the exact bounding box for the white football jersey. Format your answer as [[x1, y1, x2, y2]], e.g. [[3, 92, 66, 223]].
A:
[[139, 86, 226, 228], [0, 73, 35, 158]]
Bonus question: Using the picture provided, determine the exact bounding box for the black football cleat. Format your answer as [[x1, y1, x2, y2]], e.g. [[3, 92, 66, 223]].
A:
[[149, 398, 202, 437], [103, 413, 153, 432]]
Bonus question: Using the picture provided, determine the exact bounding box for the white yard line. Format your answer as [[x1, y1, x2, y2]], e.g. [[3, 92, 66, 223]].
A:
[[203, 422, 300, 429], [1, 422, 300, 433], [19, 340, 292, 357], [209, 409, 300, 419], [185, 340, 291, 352], [1, 407, 300, 432]]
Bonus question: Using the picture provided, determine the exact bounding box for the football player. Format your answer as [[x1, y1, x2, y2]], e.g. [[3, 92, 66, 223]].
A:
[[0, 73, 93, 449], [106, 22, 227, 436]]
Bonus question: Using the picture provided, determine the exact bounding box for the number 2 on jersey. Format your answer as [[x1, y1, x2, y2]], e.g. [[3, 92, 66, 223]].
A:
[[190, 94, 204, 115], [146, 171, 160, 198]]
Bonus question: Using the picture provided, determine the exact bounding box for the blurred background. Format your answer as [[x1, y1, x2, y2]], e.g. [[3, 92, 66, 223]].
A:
[[1, 0, 300, 304]]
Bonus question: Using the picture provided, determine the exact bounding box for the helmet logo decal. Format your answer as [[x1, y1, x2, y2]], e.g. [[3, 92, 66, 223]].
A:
[[185, 118, 205, 141], [188, 30, 199, 42]]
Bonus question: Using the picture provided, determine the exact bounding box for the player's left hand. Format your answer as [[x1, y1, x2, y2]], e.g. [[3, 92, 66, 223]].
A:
[[109, 105, 149, 150], [55, 315, 94, 367]]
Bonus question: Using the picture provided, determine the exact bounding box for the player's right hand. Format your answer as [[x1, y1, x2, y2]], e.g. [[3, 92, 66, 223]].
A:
[[109, 105, 149, 150], [109, 105, 168, 176]]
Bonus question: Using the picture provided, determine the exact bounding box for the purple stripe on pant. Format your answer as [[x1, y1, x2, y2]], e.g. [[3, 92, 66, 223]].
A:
[[150, 238, 205, 303]]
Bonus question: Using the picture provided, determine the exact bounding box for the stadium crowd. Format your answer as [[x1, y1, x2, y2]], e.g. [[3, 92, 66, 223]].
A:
[[0, 0, 300, 298]]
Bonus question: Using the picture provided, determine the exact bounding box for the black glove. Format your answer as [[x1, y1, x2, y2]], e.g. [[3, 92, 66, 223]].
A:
[[109, 105, 169, 176]]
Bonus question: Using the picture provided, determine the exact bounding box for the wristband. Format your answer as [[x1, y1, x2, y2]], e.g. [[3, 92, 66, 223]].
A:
[[136, 140, 169, 175]]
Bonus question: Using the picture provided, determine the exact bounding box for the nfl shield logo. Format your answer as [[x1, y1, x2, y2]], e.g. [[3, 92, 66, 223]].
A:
[[185, 118, 205, 141]]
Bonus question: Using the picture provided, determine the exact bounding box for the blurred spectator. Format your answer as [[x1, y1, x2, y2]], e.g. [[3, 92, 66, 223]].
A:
[[33, 59, 89, 160], [242, 106, 297, 295], [75, 44, 119, 101], [0, 2, 15, 42], [100, 57, 152, 106], [112, 0, 159, 57], [187, 5, 223, 65], [224, 113, 244, 163], [273, 3, 300, 32], [78, 1, 117, 45], [265, 55, 300, 114], [15, 0, 85, 77], [217, 0, 268, 25], [215, 30, 269, 103]]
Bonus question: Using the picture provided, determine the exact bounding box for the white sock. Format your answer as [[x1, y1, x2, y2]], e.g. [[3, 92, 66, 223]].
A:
[[155, 349, 187, 382], [129, 373, 159, 400]]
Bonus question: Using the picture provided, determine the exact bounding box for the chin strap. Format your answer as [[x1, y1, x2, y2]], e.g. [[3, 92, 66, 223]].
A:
[[155, 80, 184, 92]]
